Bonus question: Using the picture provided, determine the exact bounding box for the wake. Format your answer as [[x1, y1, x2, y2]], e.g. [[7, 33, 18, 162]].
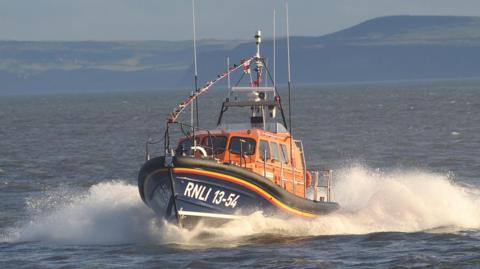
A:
[[3, 165, 480, 245]]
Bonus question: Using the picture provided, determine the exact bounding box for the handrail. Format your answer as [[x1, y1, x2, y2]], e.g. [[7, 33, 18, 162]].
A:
[[145, 136, 164, 161], [294, 139, 307, 198], [312, 169, 333, 202]]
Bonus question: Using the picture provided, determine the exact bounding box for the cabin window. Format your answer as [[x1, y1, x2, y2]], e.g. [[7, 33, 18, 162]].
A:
[[280, 144, 289, 164], [259, 140, 270, 161], [229, 137, 256, 155], [203, 136, 227, 154], [176, 137, 200, 156], [270, 142, 280, 161]]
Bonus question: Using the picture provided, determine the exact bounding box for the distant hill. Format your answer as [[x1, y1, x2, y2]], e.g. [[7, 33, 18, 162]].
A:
[[0, 39, 242, 93], [317, 15, 480, 45], [3, 15, 480, 93], [193, 15, 480, 85]]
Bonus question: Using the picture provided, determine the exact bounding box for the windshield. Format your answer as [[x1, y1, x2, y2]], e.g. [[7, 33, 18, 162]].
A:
[[203, 136, 227, 155], [229, 137, 256, 155], [176, 137, 200, 156]]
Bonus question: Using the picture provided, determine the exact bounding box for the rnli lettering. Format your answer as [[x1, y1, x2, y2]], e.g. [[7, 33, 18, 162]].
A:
[[183, 182, 240, 208], [184, 182, 211, 202]]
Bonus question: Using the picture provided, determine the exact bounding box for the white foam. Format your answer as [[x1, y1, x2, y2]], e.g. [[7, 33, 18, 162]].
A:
[[173, 165, 480, 244], [5, 181, 159, 244], [4, 166, 480, 245]]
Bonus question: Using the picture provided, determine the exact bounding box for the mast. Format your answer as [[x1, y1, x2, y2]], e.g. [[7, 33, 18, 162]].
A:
[[254, 30, 263, 87], [254, 30, 266, 130]]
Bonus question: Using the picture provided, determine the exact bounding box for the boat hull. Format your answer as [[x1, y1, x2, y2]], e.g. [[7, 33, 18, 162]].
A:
[[138, 156, 339, 228]]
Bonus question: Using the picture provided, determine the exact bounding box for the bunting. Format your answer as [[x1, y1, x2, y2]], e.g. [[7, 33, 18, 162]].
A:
[[167, 56, 254, 123]]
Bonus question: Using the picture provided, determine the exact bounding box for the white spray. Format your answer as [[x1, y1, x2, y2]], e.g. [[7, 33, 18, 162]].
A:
[[4, 165, 480, 246]]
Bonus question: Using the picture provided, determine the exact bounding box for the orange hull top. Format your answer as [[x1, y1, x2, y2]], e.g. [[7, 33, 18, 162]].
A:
[[176, 127, 310, 198]]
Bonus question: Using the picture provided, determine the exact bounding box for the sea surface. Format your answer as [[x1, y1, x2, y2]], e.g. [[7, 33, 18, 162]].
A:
[[1, 80, 480, 268]]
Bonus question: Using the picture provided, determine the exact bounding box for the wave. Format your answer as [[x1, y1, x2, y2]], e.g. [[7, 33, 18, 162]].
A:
[[3, 181, 158, 244], [4, 165, 480, 245]]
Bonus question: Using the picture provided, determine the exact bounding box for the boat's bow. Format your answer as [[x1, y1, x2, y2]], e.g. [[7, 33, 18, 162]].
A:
[[138, 155, 339, 227]]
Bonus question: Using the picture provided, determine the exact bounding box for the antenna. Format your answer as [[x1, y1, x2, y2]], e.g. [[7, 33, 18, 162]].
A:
[[265, 58, 268, 87], [273, 9, 276, 90], [286, 3, 291, 88], [286, 1, 294, 176], [227, 56, 231, 94], [192, 0, 199, 131]]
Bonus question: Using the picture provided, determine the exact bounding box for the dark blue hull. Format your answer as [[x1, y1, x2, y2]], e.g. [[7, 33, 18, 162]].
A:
[[138, 156, 339, 227]]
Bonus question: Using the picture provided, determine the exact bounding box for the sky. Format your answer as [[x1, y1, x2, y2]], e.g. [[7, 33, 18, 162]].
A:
[[1, 0, 480, 41]]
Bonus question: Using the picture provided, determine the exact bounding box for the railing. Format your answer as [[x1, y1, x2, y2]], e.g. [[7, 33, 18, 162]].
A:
[[145, 136, 164, 161], [294, 140, 307, 198], [311, 169, 333, 202], [145, 122, 221, 162]]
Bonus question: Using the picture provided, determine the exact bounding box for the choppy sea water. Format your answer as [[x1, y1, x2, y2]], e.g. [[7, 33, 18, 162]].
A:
[[1, 80, 480, 268]]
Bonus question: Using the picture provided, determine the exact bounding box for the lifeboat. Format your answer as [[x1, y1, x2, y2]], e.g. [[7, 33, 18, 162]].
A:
[[138, 30, 340, 228]]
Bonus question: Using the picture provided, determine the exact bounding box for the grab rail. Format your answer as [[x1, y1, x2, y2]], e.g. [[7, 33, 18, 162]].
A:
[[145, 136, 164, 161], [312, 169, 332, 202]]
